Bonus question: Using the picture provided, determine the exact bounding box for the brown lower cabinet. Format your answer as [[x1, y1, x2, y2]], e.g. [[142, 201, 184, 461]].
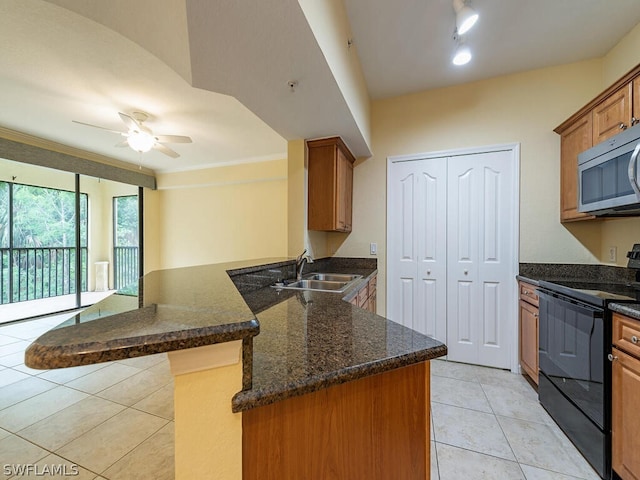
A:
[[349, 274, 377, 313], [612, 312, 640, 479], [242, 362, 430, 480], [518, 281, 539, 384]]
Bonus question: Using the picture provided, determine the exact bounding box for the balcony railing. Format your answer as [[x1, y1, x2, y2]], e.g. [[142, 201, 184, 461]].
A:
[[0, 247, 88, 305], [113, 246, 139, 290]]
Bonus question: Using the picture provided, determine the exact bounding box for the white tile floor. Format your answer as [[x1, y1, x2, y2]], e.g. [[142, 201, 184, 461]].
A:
[[0, 313, 174, 480], [0, 312, 601, 479], [430, 359, 600, 480]]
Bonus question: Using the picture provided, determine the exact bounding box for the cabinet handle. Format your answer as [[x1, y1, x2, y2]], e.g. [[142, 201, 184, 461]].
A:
[[620, 122, 628, 130], [608, 353, 618, 362], [632, 335, 639, 344]]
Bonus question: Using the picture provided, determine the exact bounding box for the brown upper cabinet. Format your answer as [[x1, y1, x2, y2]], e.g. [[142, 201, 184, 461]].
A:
[[559, 113, 594, 222], [555, 65, 640, 223], [593, 82, 634, 144], [307, 137, 355, 232]]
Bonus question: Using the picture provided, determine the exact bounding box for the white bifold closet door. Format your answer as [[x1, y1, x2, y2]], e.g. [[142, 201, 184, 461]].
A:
[[387, 149, 515, 369], [387, 158, 447, 342]]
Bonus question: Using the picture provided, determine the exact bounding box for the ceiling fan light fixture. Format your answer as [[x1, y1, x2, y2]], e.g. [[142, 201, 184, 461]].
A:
[[127, 130, 155, 153], [453, 0, 478, 35]]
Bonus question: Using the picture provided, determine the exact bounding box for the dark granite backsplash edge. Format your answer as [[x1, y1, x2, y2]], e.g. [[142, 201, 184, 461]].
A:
[[519, 263, 637, 283]]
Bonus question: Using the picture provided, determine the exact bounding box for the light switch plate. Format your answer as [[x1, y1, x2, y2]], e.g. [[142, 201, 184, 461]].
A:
[[608, 246, 617, 262], [370, 243, 377, 255]]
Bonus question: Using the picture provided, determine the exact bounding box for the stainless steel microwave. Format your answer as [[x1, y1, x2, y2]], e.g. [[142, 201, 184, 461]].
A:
[[578, 124, 640, 215]]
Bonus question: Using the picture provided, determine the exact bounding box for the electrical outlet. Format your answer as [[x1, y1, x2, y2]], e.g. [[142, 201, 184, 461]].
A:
[[370, 243, 377, 255], [608, 246, 617, 263]]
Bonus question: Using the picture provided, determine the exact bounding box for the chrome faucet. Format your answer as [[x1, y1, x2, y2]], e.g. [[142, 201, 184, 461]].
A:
[[296, 249, 311, 280]]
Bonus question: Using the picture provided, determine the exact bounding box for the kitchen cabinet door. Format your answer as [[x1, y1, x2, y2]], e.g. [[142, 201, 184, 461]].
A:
[[367, 275, 377, 313], [559, 113, 595, 222], [634, 77, 640, 127], [612, 346, 640, 480], [519, 298, 538, 384], [336, 148, 353, 231], [308, 137, 355, 232], [593, 83, 633, 145]]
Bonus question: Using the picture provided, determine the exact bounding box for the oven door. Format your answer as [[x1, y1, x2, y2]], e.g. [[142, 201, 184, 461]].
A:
[[538, 288, 605, 428]]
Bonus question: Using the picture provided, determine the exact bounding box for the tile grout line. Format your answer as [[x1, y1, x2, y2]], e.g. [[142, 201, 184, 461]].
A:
[[96, 417, 171, 478]]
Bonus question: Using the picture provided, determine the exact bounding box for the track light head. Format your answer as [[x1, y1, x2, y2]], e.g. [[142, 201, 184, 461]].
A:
[[453, 0, 478, 35]]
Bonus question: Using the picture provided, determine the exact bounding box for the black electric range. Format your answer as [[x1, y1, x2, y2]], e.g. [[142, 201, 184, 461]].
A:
[[536, 276, 638, 479], [538, 280, 639, 307]]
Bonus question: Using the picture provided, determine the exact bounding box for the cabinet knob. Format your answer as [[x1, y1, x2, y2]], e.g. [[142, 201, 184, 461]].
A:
[[632, 117, 638, 126], [464, 270, 468, 275], [534, 313, 539, 318], [620, 122, 628, 130], [632, 335, 638, 344], [523, 289, 529, 295], [426, 270, 431, 275], [608, 353, 618, 362]]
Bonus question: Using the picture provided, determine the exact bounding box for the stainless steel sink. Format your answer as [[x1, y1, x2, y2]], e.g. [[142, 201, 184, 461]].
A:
[[272, 273, 362, 293], [304, 273, 361, 282]]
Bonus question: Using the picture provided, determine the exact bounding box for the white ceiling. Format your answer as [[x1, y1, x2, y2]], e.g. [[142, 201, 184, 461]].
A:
[[0, 0, 288, 173], [344, 0, 640, 99], [1, 0, 640, 174]]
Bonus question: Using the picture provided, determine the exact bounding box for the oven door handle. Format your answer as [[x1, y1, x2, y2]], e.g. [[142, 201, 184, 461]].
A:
[[628, 143, 640, 199]]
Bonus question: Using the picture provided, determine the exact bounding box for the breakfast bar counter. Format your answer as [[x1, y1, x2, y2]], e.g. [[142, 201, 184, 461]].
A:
[[25, 257, 447, 480]]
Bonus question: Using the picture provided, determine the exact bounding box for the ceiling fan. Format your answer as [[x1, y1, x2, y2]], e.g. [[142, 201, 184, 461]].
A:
[[73, 111, 192, 158]]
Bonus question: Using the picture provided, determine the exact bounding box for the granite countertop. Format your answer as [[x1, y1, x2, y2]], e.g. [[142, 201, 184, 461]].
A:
[[610, 303, 640, 320], [23, 259, 278, 370], [516, 275, 540, 285], [517, 263, 637, 286], [25, 257, 447, 412]]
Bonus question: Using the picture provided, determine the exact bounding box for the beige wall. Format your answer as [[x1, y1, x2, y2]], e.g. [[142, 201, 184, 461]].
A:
[[602, 22, 640, 86], [332, 21, 640, 313], [599, 22, 640, 265], [151, 159, 288, 270], [87, 178, 138, 288], [333, 60, 605, 314], [298, 0, 371, 151]]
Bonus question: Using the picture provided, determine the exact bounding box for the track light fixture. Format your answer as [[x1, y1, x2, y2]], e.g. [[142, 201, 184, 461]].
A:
[[450, 0, 477, 66], [452, 35, 472, 66], [452, 0, 478, 35]]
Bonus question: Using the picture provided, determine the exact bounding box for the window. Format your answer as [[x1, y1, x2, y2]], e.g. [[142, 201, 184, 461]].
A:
[[0, 181, 88, 303], [113, 195, 139, 290]]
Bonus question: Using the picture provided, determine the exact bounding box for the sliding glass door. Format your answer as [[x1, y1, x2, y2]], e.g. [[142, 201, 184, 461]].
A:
[[0, 157, 143, 323], [113, 195, 139, 291]]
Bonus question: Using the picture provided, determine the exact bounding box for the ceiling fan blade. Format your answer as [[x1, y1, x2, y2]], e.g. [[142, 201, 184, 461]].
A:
[[118, 112, 140, 130], [155, 134, 192, 144], [114, 140, 129, 148], [153, 143, 180, 158], [72, 120, 124, 135]]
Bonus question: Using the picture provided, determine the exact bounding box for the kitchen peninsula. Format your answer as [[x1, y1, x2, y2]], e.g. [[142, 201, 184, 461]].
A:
[[25, 258, 446, 480]]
